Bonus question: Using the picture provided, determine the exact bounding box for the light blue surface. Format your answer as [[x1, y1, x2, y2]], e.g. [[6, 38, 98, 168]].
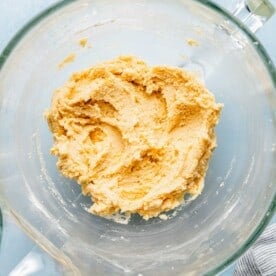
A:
[[0, 1, 275, 275]]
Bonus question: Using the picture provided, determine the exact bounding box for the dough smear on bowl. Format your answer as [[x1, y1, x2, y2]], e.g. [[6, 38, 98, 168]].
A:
[[46, 56, 222, 220]]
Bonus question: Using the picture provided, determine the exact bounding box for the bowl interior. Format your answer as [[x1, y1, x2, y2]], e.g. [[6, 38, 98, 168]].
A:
[[0, 0, 275, 275]]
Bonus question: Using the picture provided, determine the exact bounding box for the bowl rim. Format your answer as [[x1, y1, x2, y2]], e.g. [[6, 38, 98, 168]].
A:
[[0, 209, 2, 247], [0, 0, 275, 274]]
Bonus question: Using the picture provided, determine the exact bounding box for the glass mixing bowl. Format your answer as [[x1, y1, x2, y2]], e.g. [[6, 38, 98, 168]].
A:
[[0, 0, 275, 275]]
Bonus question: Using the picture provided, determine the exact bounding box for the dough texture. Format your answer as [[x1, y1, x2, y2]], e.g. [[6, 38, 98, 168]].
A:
[[46, 56, 222, 220]]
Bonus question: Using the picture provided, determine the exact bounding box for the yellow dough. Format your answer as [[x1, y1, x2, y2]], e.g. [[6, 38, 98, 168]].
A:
[[46, 56, 222, 220]]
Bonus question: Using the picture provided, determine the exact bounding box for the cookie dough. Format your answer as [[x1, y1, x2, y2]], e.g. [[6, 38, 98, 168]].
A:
[[58, 53, 76, 69], [46, 56, 222, 220]]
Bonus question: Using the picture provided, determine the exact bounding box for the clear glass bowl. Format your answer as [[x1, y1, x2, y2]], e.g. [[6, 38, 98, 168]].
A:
[[0, 0, 275, 275]]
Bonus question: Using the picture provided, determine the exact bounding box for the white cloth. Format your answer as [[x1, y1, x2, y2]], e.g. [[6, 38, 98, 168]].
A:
[[234, 224, 276, 276]]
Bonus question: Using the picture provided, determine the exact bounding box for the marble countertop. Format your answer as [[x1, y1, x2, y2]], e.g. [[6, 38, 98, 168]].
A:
[[0, 1, 275, 275]]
